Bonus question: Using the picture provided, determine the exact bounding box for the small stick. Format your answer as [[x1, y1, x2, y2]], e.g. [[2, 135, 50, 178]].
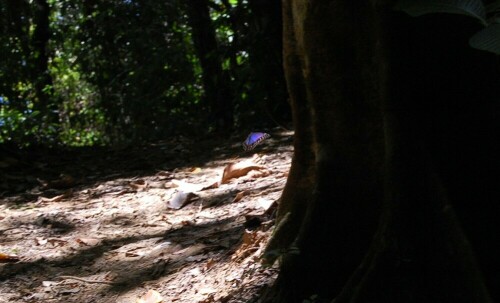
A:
[[59, 275, 119, 285]]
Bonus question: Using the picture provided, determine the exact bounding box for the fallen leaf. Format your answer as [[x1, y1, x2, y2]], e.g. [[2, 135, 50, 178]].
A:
[[42, 281, 58, 287], [76, 238, 101, 246], [180, 220, 193, 226], [129, 179, 148, 190], [156, 171, 173, 178], [257, 198, 276, 211], [189, 167, 202, 173], [186, 254, 207, 262], [248, 169, 270, 178], [232, 230, 268, 262], [36, 237, 48, 245], [205, 258, 216, 271], [188, 268, 202, 276], [201, 180, 219, 190], [125, 251, 143, 257], [0, 252, 20, 263], [198, 294, 216, 303], [232, 191, 249, 202], [221, 159, 266, 184], [167, 191, 198, 209], [199, 287, 217, 295], [59, 287, 80, 294], [39, 190, 73, 202], [41, 174, 76, 190], [47, 238, 68, 247], [136, 289, 163, 303], [171, 179, 205, 192]]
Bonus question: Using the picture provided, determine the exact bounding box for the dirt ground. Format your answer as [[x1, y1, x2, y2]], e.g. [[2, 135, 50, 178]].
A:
[[0, 129, 293, 303]]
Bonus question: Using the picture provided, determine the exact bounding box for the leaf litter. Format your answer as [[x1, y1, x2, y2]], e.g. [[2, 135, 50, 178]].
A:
[[0, 129, 293, 303]]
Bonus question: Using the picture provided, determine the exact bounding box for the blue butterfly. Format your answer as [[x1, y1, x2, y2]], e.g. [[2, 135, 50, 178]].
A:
[[242, 132, 271, 151]]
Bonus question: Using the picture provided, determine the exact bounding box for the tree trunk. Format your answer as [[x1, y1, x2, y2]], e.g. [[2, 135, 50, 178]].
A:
[[262, 0, 316, 264], [3, 0, 31, 108], [31, 0, 58, 130], [246, 0, 290, 127], [185, 0, 234, 131], [264, 1, 385, 301], [263, 1, 498, 302]]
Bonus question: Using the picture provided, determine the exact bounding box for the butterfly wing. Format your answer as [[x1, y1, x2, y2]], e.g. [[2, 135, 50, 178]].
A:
[[242, 132, 270, 151]]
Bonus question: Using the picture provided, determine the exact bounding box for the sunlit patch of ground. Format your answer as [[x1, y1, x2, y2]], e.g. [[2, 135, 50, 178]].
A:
[[0, 129, 293, 303]]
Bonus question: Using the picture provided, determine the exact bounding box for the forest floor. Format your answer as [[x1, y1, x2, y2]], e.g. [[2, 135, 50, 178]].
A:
[[0, 129, 293, 303]]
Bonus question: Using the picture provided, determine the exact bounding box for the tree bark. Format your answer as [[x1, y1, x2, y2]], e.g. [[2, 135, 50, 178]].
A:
[[263, 1, 497, 302], [262, 0, 315, 266], [264, 1, 385, 301]]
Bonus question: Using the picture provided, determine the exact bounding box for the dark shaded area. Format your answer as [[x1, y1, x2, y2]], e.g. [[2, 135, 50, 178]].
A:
[[385, 12, 500, 300], [263, 3, 499, 303]]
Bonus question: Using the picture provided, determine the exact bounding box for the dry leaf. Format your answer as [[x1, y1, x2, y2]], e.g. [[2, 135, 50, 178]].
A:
[[39, 190, 73, 202], [156, 171, 173, 178], [205, 258, 216, 271], [167, 191, 198, 209], [129, 179, 148, 190], [59, 287, 80, 294], [188, 268, 202, 276], [248, 169, 270, 178], [76, 238, 101, 246], [232, 191, 248, 202], [41, 174, 76, 189], [232, 230, 267, 261], [137, 290, 163, 303], [42, 281, 58, 287], [189, 167, 202, 173], [169, 179, 216, 192], [47, 238, 68, 247], [221, 160, 265, 184], [36, 237, 48, 245], [201, 180, 219, 190], [125, 251, 143, 257], [0, 252, 20, 263], [257, 198, 276, 211], [198, 294, 216, 303], [199, 287, 217, 295]]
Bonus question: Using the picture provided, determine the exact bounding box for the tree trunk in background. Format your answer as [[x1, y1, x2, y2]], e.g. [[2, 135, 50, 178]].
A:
[[32, 0, 58, 131], [3, 0, 31, 109], [185, 0, 234, 131], [246, 0, 290, 127], [263, 1, 498, 302]]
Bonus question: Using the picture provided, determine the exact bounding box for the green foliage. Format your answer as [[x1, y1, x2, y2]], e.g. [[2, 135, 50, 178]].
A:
[[395, 0, 500, 54], [1, 0, 288, 146]]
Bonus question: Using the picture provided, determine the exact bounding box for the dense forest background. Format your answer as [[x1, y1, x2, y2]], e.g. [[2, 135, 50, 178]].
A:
[[0, 0, 289, 147]]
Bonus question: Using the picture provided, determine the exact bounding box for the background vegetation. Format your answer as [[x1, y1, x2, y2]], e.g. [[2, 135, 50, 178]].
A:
[[0, 0, 289, 147]]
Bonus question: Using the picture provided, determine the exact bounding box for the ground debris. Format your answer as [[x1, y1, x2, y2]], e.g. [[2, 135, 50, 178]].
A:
[[0, 130, 293, 303]]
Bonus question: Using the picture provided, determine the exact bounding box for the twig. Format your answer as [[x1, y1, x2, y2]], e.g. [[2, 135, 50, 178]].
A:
[[58, 275, 119, 285]]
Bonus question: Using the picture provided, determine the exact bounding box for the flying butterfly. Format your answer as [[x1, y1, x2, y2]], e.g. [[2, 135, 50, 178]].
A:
[[242, 132, 271, 151]]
